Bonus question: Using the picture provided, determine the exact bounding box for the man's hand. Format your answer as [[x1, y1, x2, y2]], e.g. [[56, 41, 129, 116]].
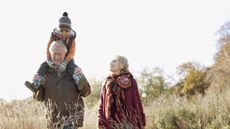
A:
[[58, 60, 67, 72], [46, 60, 58, 69]]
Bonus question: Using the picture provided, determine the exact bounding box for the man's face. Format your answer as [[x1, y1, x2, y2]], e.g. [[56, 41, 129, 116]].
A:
[[51, 46, 66, 65]]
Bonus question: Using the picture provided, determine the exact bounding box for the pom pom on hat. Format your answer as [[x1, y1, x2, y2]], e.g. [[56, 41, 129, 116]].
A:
[[63, 12, 68, 17], [59, 12, 71, 29]]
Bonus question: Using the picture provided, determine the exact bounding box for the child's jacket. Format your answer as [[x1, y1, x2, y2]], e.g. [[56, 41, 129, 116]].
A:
[[46, 28, 76, 63]]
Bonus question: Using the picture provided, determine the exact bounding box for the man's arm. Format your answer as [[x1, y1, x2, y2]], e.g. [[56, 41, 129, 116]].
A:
[[33, 85, 45, 102], [78, 75, 91, 97]]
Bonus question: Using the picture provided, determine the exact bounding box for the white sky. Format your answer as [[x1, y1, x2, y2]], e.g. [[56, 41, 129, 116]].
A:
[[0, 0, 230, 101]]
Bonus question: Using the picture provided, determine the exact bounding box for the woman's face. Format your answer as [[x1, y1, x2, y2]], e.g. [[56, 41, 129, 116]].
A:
[[110, 58, 122, 73]]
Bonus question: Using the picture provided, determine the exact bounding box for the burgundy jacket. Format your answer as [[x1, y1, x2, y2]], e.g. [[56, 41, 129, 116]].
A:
[[98, 72, 146, 129]]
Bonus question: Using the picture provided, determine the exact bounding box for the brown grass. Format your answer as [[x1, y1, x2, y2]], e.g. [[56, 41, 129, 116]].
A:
[[0, 87, 229, 129]]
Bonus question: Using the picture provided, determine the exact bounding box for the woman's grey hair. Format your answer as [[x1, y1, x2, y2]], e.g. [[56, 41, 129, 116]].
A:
[[49, 40, 67, 54], [116, 55, 129, 72]]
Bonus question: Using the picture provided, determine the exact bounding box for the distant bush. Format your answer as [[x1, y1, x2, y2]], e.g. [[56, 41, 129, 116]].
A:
[[144, 88, 230, 129], [84, 79, 103, 108], [156, 108, 199, 129], [172, 62, 209, 97], [138, 67, 169, 104]]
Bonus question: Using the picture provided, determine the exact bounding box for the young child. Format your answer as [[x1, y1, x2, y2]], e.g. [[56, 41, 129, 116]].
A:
[[25, 12, 82, 93]]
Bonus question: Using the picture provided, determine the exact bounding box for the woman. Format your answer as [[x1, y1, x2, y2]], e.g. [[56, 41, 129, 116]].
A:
[[98, 55, 146, 129]]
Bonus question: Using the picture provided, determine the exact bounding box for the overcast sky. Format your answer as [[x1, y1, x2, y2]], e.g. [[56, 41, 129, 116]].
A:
[[0, 0, 230, 101]]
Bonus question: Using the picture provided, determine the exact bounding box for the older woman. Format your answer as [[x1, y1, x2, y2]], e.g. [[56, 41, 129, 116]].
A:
[[98, 56, 146, 129]]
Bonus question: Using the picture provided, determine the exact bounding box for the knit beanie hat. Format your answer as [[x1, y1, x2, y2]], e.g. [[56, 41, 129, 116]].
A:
[[59, 12, 71, 29]]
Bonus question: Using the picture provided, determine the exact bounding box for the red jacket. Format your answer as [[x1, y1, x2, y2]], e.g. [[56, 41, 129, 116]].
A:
[[98, 72, 146, 129]]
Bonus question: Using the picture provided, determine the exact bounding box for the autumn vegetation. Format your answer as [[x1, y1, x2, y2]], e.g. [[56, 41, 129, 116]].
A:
[[1, 22, 230, 129]]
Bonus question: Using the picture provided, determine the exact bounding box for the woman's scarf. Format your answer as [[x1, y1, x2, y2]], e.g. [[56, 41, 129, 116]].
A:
[[104, 72, 133, 119]]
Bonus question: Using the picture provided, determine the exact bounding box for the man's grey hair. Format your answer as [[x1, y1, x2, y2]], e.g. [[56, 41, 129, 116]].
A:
[[49, 40, 67, 54]]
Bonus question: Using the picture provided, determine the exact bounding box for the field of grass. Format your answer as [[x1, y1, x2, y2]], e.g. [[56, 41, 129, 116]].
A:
[[0, 85, 229, 129]]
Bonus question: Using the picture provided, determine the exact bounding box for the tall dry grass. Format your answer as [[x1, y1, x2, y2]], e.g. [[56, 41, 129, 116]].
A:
[[0, 87, 229, 129], [0, 98, 99, 129], [0, 98, 46, 129], [144, 87, 230, 129]]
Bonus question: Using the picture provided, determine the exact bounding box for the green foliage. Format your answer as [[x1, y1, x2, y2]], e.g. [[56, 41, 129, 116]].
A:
[[156, 108, 199, 129], [152, 92, 230, 129], [208, 115, 223, 129], [206, 110, 230, 129], [156, 112, 179, 129]]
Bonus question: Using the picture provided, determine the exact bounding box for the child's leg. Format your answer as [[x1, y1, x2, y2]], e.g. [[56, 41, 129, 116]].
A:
[[66, 59, 78, 75], [32, 62, 48, 88], [66, 60, 82, 89], [25, 61, 48, 93], [37, 61, 49, 77]]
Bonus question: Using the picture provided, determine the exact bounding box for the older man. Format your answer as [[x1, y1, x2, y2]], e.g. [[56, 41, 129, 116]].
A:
[[28, 40, 91, 129]]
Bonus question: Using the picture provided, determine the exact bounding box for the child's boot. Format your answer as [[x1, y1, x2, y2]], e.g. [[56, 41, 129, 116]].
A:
[[25, 75, 44, 93]]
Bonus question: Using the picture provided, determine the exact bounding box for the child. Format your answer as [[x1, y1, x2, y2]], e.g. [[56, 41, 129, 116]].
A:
[[25, 12, 82, 93]]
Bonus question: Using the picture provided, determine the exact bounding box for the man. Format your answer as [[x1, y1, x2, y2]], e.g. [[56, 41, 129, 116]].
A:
[[32, 40, 91, 129]]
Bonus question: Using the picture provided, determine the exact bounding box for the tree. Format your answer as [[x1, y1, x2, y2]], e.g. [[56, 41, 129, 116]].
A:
[[174, 62, 209, 97], [204, 22, 230, 94], [138, 67, 168, 103]]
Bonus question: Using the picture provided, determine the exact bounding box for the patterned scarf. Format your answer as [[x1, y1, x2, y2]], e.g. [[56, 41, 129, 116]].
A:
[[104, 72, 132, 119]]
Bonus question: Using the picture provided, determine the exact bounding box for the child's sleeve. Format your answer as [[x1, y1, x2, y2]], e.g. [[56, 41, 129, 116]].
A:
[[46, 35, 53, 60], [65, 39, 76, 63]]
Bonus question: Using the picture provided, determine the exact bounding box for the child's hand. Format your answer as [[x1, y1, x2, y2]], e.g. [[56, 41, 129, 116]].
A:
[[33, 74, 40, 81], [74, 67, 83, 76]]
